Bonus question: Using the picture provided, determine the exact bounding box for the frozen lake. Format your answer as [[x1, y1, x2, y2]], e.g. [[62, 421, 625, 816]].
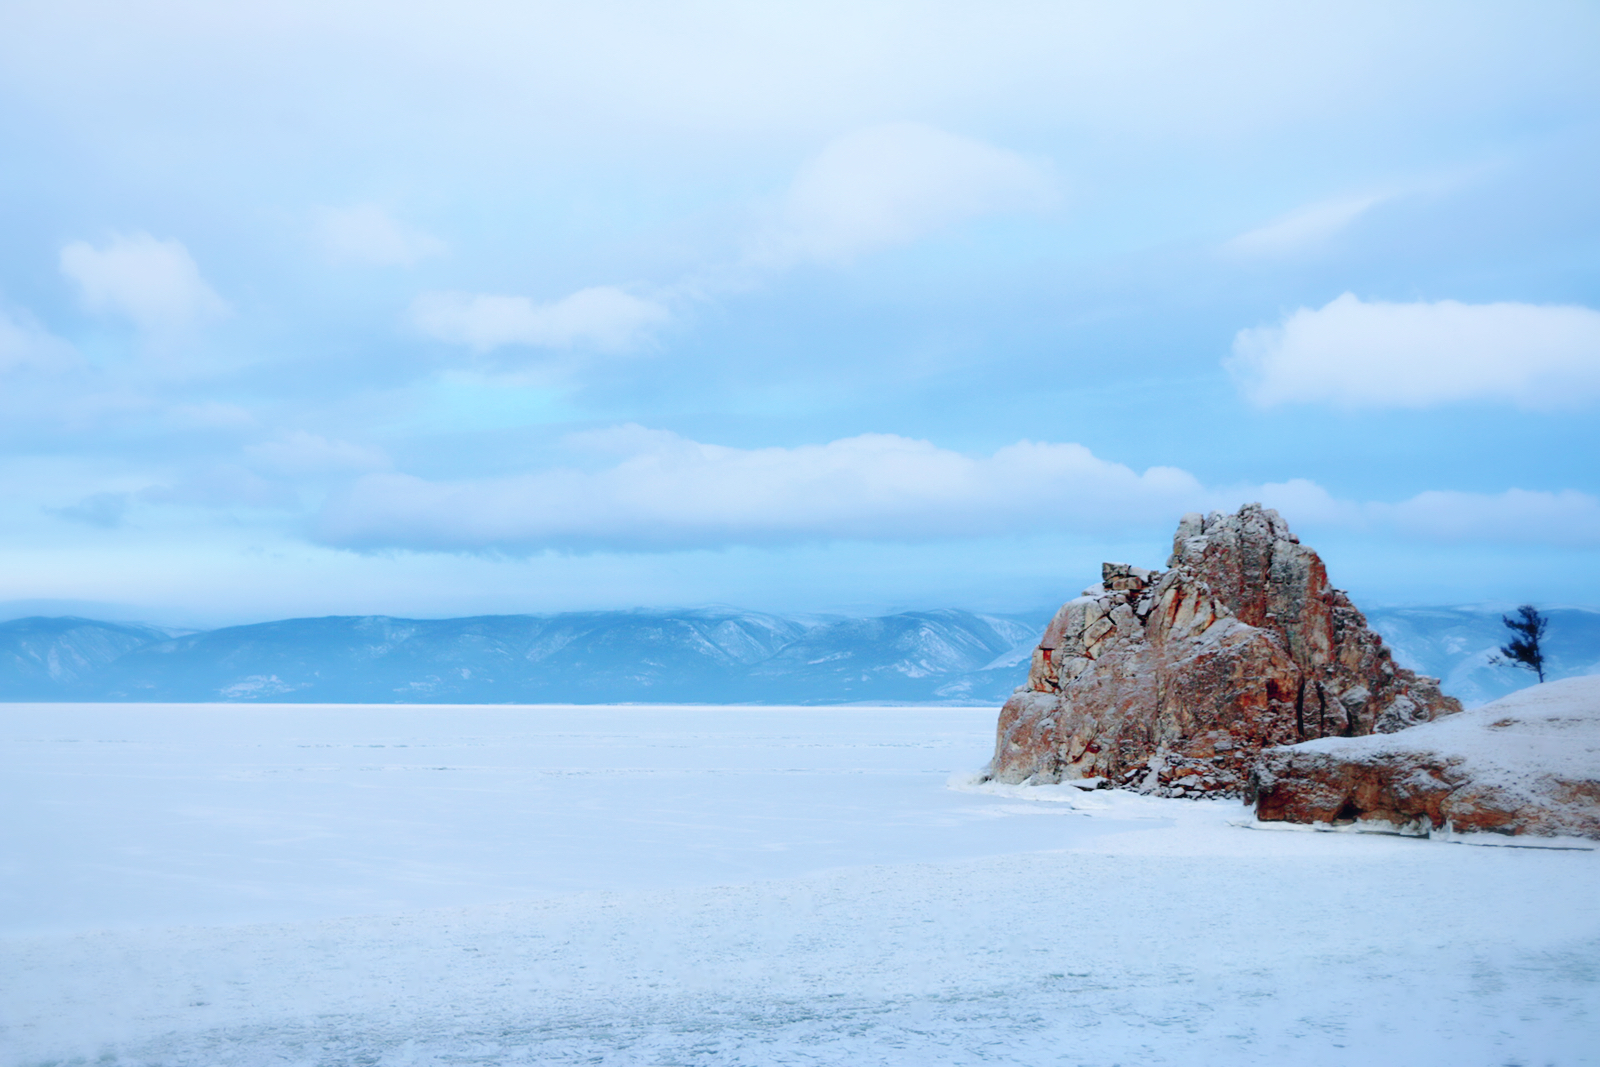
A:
[[0, 702, 1155, 932], [3, 702, 1599, 1065]]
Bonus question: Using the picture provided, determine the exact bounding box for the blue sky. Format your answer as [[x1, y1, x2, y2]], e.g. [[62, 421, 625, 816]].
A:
[[1, 0, 1598, 626]]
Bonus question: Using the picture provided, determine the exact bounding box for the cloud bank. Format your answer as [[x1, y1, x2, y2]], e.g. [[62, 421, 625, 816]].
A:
[[317, 428, 1203, 552], [1229, 293, 1600, 409], [314, 426, 1600, 555]]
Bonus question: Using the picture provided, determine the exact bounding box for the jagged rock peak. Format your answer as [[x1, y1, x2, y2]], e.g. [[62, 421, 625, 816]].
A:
[[990, 503, 1461, 798]]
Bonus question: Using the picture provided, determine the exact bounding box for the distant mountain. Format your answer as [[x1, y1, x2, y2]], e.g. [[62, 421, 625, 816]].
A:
[[3, 604, 1593, 706], [1365, 606, 1600, 707], [0, 617, 181, 699], [93, 610, 811, 703], [744, 609, 1040, 702], [0, 608, 1048, 704]]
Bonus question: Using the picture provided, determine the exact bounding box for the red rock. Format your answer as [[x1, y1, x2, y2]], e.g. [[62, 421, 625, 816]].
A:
[[988, 504, 1460, 796], [1251, 675, 1600, 839]]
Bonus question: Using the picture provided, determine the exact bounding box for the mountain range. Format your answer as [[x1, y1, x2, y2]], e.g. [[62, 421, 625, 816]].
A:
[[1, 604, 1595, 706], [0, 608, 1045, 704], [1364, 606, 1600, 707]]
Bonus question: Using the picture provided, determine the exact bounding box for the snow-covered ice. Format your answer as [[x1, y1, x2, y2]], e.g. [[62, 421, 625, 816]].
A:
[[2, 702, 1598, 1065]]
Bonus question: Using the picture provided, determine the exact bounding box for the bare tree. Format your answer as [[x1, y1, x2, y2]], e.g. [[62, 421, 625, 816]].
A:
[[1494, 605, 1548, 683]]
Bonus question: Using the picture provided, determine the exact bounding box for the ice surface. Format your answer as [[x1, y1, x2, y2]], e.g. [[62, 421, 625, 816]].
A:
[[3, 702, 1598, 1065], [0, 702, 1148, 933]]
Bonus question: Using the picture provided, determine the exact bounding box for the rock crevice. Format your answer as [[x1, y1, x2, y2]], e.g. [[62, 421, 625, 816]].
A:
[[989, 504, 1460, 796]]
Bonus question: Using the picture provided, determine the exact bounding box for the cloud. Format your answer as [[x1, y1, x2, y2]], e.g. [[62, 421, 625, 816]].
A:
[[245, 431, 390, 476], [316, 204, 446, 266], [313, 425, 1600, 555], [59, 233, 229, 336], [316, 428, 1205, 552], [1228, 293, 1600, 409], [1223, 193, 1386, 257], [0, 307, 81, 374], [139, 465, 298, 510], [406, 123, 1048, 354], [46, 491, 132, 529], [411, 286, 670, 353], [315, 427, 1211, 552], [165, 402, 256, 430], [1253, 479, 1600, 547], [1379, 488, 1600, 548], [757, 122, 1054, 265]]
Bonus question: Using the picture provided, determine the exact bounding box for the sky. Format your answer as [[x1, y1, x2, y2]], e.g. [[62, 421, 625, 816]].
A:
[[1, 0, 1598, 627]]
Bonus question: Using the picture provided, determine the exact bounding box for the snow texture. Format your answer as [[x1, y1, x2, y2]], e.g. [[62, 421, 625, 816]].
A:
[[1254, 674, 1600, 839], [1281, 674, 1600, 785], [2, 702, 1598, 1065]]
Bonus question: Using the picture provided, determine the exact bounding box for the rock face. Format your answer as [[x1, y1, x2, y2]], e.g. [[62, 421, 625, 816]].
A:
[[1252, 675, 1600, 839], [988, 504, 1460, 796]]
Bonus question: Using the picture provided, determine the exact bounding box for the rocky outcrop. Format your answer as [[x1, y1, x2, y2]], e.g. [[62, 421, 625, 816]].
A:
[[988, 504, 1460, 796], [1251, 675, 1600, 839]]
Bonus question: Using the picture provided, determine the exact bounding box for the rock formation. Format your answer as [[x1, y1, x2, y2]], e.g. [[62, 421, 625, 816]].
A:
[[1252, 675, 1600, 839], [988, 503, 1460, 796]]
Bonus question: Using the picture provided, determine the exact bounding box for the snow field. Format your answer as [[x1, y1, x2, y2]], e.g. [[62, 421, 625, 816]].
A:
[[2, 702, 1598, 1065]]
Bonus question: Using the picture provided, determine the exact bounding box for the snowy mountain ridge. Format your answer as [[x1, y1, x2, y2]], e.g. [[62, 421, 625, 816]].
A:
[[1365, 606, 1600, 707], [0, 607, 1047, 704], [2, 604, 1595, 705]]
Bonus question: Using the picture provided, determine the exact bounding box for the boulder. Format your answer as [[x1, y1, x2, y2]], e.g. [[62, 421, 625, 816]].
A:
[[1251, 675, 1600, 839], [988, 503, 1460, 796]]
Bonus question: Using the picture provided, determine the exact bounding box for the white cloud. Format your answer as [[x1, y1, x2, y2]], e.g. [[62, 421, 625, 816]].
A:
[[245, 431, 390, 476], [757, 123, 1054, 265], [59, 233, 228, 335], [1379, 488, 1600, 548], [1224, 193, 1386, 257], [316, 428, 1205, 552], [411, 286, 670, 353], [318, 425, 1203, 550], [313, 425, 1600, 555], [0, 307, 81, 374], [317, 204, 446, 266], [1255, 480, 1600, 547], [1228, 293, 1600, 409]]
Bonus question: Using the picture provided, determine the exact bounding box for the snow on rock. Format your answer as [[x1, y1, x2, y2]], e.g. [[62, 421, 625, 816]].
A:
[[1252, 674, 1600, 839], [988, 504, 1459, 797]]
